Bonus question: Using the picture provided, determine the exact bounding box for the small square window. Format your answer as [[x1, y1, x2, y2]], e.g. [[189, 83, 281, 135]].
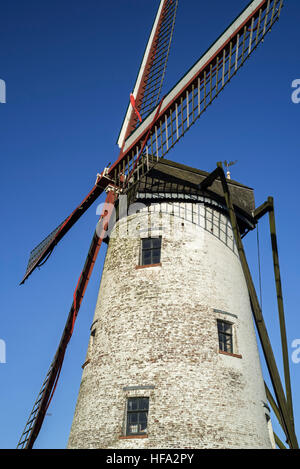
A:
[[126, 397, 149, 436], [217, 319, 233, 354], [140, 237, 162, 266]]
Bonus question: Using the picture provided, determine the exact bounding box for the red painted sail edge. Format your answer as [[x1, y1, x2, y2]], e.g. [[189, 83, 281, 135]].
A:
[[117, 0, 174, 149], [112, 0, 271, 173]]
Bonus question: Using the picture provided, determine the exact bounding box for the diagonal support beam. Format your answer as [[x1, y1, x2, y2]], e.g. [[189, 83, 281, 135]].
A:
[[274, 432, 288, 450], [198, 164, 298, 449], [265, 382, 288, 449], [264, 382, 286, 439], [254, 198, 295, 434]]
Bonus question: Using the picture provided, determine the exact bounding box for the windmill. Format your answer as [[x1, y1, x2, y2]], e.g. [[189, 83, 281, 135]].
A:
[[17, 0, 298, 449]]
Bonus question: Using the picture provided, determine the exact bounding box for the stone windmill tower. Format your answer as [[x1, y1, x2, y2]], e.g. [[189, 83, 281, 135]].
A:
[[18, 0, 298, 450], [67, 159, 275, 449]]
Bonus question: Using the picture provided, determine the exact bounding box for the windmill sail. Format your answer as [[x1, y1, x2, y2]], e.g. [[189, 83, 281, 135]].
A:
[[138, 0, 178, 122], [20, 173, 113, 284], [112, 0, 283, 189], [117, 0, 178, 148], [21, 0, 283, 284], [17, 191, 117, 449]]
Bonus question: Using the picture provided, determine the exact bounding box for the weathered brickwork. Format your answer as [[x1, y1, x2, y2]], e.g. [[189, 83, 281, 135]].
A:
[[68, 202, 273, 449]]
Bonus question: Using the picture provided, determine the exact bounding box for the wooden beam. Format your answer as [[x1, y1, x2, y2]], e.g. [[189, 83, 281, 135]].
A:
[[201, 163, 298, 449]]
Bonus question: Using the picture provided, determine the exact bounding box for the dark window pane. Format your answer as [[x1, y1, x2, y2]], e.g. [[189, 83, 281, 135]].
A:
[[224, 336, 233, 353], [219, 336, 224, 350], [224, 335, 231, 345], [128, 398, 138, 411], [143, 250, 151, 260], [142, 251, 151, 265], [217, 320, 232, 333], [139, 414, 148, 432], [142, 239, 151, 250], [219, 333, 232, 353], [139, 423, 147, 433], [152, 251, 160, 264], [128, 412, 138, 424], [139, 398, 149, 410], [151, 237, 161, 249], [218, 321, 226, 333], [139, 412, 147, 423]]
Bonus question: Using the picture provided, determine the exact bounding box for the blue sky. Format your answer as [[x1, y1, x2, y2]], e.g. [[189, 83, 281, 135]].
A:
[[0, 0, 299, 449]]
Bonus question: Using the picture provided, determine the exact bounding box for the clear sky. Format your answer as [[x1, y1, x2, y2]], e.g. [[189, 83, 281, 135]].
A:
[[0, 0, 299, 449]]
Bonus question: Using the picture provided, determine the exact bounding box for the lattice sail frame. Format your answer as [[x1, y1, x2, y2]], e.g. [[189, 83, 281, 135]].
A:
[[111, 0, 283, 190], [21, 0, 283, 285], [117, 0, 178, 147], [138, 0, 178, 120]]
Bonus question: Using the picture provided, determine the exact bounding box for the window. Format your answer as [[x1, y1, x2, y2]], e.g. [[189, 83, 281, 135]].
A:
[[217, 320, 233, 354], [140, 237, 162, 266], [126, 397, 149, 436]]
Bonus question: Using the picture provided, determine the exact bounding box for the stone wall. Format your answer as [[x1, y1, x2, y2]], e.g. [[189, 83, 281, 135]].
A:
[[68, 201, 273, 449]]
